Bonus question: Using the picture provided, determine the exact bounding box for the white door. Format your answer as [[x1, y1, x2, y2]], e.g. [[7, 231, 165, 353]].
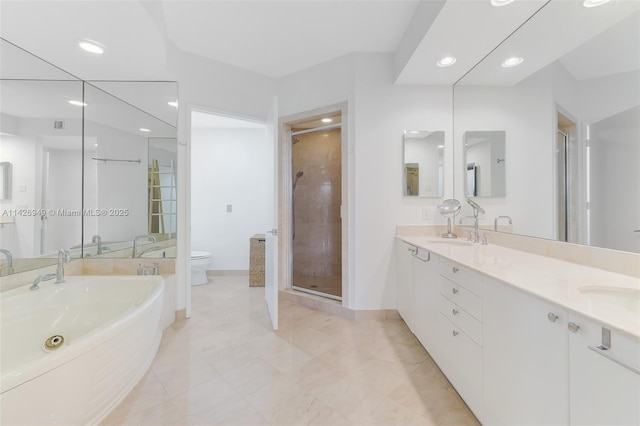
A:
[[265, 97, 279, 330]]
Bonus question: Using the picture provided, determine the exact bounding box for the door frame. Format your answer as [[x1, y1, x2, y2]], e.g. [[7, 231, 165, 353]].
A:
[[278, 102, 350, 307]]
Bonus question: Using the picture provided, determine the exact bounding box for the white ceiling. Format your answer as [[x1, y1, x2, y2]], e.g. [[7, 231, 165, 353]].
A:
[[191, 111, 266, 129], [0, 0, 637, 89]]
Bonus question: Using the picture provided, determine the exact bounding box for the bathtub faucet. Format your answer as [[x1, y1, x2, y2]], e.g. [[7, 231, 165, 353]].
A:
[[0, 249, 14, 275], [56, 249, 71, 284], [30, 273, 56, 290], [133, 235, 157, 258]]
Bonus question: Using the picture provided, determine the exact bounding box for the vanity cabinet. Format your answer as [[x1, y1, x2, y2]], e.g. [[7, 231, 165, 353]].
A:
[[483, 277, 569, 425], [436, 259, 483, 418], [412, 249, 440, 361], [395, 240, 415, 331], [568, 313, 640, 426]]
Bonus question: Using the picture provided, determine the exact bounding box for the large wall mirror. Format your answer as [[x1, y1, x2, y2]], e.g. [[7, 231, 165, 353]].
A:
[[403, 130, 445, 198], [0, 38, 178, 276], [453, 1, 639, 254]]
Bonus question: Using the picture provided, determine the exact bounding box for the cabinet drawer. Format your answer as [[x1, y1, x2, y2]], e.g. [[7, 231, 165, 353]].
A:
[[438, 314, 483, 418], [439, 276, 483, 321], [439, 258, 482, 296], [440, 295, 482, 346]]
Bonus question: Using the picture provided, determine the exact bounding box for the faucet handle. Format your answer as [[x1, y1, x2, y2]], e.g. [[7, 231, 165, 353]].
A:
[[59, 249, 71, 262], [481, 233, 488, 246], [467, 231, 473, 241]]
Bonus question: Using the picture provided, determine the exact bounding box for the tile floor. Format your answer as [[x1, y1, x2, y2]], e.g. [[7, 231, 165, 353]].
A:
[[102, 276, 480, 426]]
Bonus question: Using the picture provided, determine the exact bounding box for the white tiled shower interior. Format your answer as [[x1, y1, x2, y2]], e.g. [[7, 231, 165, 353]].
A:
[[102, 276, 479, 426]]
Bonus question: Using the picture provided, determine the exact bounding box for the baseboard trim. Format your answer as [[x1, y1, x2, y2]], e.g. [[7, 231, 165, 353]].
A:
[[206, 269, 249, 277], [280, 289, 400, 321]]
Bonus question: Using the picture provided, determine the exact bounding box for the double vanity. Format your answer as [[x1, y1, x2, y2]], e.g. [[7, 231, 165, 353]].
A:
[[395, 226, 640, 426]]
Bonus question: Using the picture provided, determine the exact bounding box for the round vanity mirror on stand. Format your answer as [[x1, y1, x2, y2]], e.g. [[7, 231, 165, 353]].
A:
[[438, 199, 461, 239]]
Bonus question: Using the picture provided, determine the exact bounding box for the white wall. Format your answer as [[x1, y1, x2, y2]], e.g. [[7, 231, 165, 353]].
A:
[[277, 52, 453, 310], [191, 127, 271, 270], [454, 68, 554, 239]]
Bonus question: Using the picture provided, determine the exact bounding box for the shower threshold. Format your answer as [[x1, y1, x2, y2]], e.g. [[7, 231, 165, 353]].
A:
[[292, 284, 342, 301]]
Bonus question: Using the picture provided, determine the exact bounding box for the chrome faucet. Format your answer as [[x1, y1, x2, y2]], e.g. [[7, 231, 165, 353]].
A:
[[92, 235, 102, 255], [30, 273, 56, 290], [132, 235, 156, 258], [136, 246, 162, 258], [56, 249, 71, 284], [467, 199, 486, 244], [0, 249, 14, 275], [494, 216, 513, 231]]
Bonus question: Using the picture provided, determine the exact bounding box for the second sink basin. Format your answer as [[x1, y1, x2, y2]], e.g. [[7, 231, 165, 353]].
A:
[[578, 285, 640, 312]]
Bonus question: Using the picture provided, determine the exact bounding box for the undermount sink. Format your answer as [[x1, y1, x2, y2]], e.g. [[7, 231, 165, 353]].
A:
[[578, 285, 640, 311], [425, 239, 473, 247]]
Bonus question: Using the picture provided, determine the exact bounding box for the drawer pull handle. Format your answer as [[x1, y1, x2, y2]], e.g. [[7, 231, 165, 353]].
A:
[[568, 322, 580, 333], [588, 345, 640, 376], [452, 288, 459, 295], [452, 267, 459, 273], [452, 309, 458, 315], [547, 313, 558, 322], [452, 330, 458, 337]]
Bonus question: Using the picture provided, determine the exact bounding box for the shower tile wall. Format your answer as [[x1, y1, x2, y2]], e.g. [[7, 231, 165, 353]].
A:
[[292, 128, 341, 297]]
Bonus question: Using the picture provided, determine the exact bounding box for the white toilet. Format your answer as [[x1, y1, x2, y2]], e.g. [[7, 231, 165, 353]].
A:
[[191, 251, 213, 286]]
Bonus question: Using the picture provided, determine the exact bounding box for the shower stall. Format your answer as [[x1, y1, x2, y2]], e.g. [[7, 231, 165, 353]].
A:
[[291, 119, 342, 299]]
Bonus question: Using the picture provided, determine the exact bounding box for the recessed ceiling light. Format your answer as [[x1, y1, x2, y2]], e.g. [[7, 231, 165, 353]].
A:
[[68, 100, 87, 107], [501, 57, 524, 68], [167, 101, 178, 108], [491, 0, 515, 6], [583, 0, 611, 7], [78, 39, 105, 55], [139, 128, 151, 132], [321, 118, 333, 123], [583, 0, 612, 7], [94, 143, 98, 147], [436, 56, 457, 67], [438, 145, 444, 148], [409, 131, 420, 134]]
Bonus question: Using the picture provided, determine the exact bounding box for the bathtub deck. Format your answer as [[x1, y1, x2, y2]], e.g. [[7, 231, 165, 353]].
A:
[[101, 275, 478, 426]]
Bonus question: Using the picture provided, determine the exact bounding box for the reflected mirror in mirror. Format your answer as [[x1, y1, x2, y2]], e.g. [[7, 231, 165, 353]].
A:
[[83, 83, 178, 259], [403, 130, 444, 197], [0, 79, 83, 275], [453, 2, 640, 254], [0, 162, 12, 200], [464, 131, 506, 198]]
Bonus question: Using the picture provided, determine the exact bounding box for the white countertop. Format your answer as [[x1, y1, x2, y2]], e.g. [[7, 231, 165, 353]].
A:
[[397, 235, 640, 340]]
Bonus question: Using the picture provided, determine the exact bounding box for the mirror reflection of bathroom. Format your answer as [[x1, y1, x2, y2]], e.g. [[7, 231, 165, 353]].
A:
[[190, 111, 272, 286], [464, 130, 506, 198], [291, 113, 342, 299], [403, 130, 444, 197]]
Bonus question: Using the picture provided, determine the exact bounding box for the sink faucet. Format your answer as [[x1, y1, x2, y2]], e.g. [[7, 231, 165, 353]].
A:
[[136, 246, 162, 258], [56, 249, 71, 284], [494, 216, 513, 231], [467, 199, 486, 244], [0, 249, 14, 275], [132, 235, 156, 258], [30, 273, 57, 290], [92, 235, 102, 255]]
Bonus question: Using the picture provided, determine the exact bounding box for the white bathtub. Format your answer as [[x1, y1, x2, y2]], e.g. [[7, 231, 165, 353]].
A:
[[0, 275, 164, 425]]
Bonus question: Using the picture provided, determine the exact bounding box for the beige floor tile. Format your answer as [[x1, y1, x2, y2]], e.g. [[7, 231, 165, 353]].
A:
[[171, 375, 241, 418], [185, 397, 270, 426], [104, 275, 479, 426]]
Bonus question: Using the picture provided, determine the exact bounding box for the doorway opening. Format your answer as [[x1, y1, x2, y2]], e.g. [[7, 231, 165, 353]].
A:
[[290, 113, 342, 300]]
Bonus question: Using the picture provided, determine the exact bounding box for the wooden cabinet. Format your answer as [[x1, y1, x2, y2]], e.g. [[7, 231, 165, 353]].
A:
[[568, 313, 640, 426], [483, 277, 569, 425]]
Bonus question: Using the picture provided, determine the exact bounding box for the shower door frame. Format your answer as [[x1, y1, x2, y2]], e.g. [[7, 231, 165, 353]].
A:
[[279, 103, 349, 306], [290, 123, 343, 301]]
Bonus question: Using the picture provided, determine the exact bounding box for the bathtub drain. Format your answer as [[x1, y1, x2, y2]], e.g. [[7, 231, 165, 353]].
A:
[[43, 335, 65, 351]]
